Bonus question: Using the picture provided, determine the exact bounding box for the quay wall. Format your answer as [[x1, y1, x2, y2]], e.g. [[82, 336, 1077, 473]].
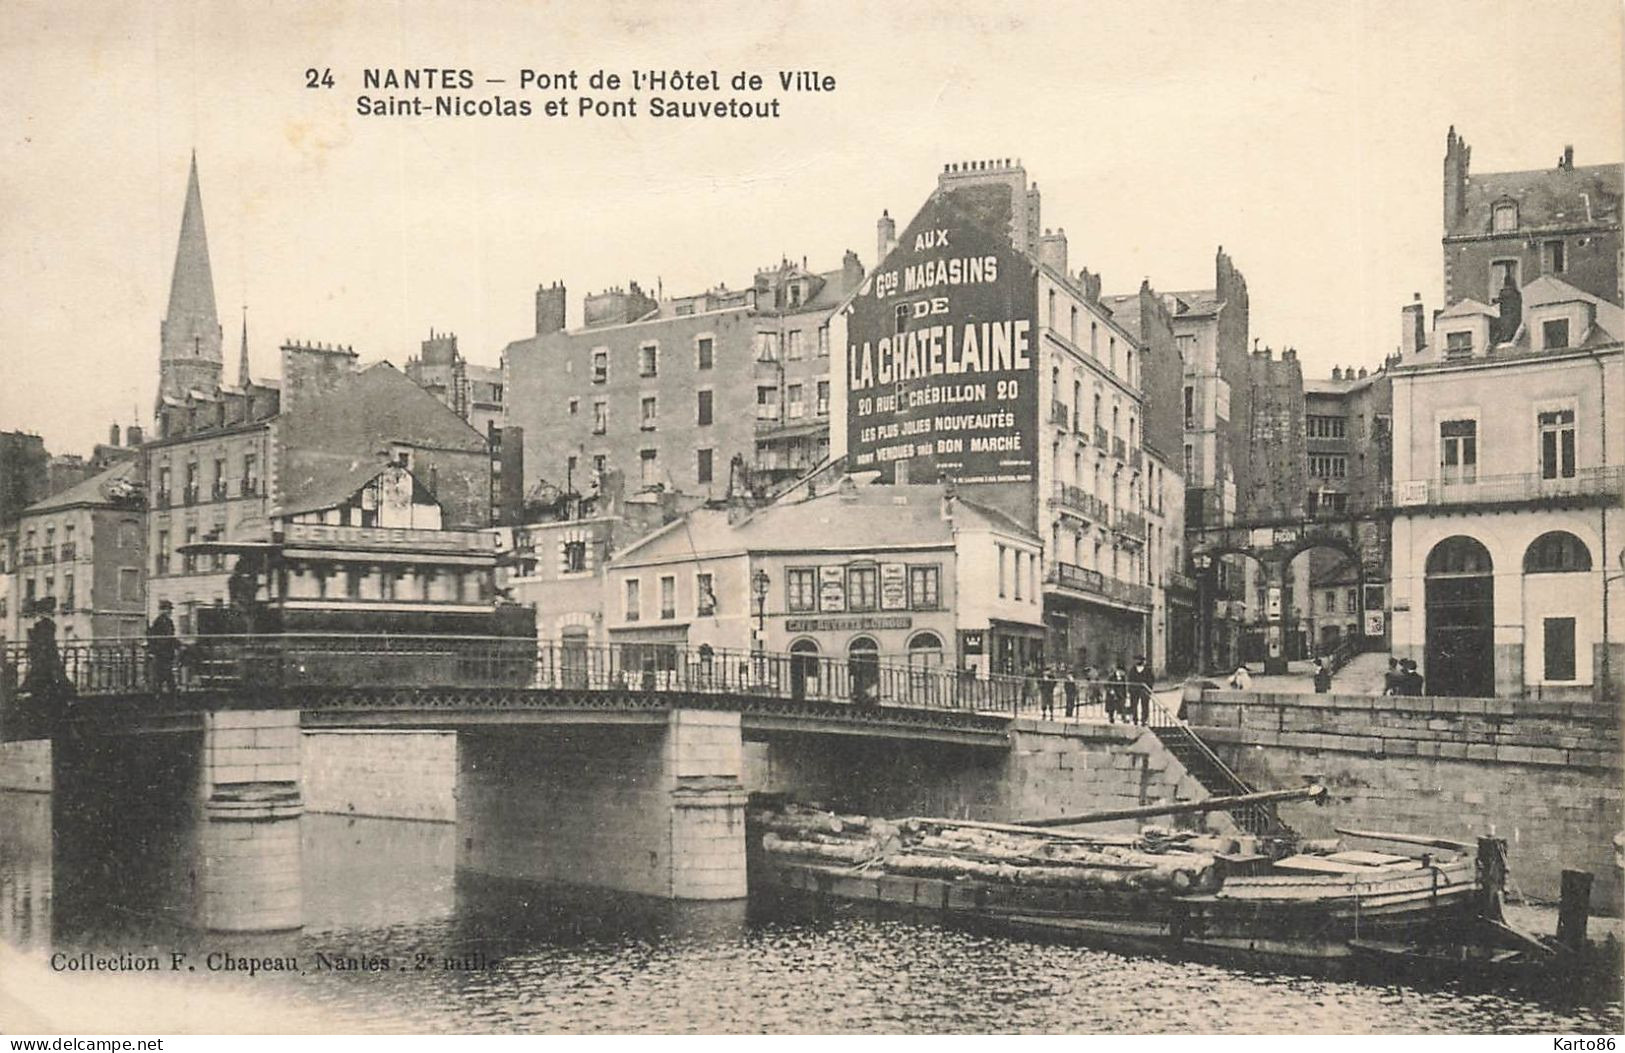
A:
[[745, 720, 1231, 835], [1185, 689, 1623, 914], [0, 741, 50, 792]]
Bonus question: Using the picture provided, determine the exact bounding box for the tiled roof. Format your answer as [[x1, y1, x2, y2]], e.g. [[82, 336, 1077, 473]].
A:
[[24, 460, 140, 514], [1453, 162, 1622, 236]]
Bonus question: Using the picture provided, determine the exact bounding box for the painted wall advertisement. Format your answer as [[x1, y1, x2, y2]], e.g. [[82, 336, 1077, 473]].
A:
[[843, 193, 1038, 483]]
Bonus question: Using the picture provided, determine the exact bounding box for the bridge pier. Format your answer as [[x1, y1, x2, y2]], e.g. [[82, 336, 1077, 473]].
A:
[[456, 709, 747, 900], [51, 709, 304, 934], [194, 710, 304, 932]]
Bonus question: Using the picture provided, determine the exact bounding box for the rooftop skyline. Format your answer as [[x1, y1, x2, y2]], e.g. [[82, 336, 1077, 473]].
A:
[[1, 0, 1621, 455]]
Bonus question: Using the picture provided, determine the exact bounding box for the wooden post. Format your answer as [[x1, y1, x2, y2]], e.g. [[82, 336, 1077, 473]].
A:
[[1557, 869, 1593, 951]]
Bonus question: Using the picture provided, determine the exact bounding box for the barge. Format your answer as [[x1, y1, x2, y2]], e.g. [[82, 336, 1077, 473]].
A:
[[749, 789, 1611, 983]]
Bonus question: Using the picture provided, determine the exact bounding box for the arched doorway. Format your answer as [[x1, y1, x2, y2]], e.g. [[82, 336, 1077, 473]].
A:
[[1523, 531, 1593, 684], [789, 638, 820, 700], [847, 636, 879, 705], [1425, 535, 1494, 697]]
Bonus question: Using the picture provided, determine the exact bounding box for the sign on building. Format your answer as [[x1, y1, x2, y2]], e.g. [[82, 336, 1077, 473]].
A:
[[843, 193, 1038, 484], [817, 565, 845, 612], [879, 562, 908, 610]]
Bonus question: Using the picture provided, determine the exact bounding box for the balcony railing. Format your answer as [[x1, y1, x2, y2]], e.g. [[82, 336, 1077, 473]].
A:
[[1389, 466, 1623, 510], [20, 548, 37, 567], [1045, 561, 1155, 609], [1112, 436, 1127, 461], [1129, 448, 1142, 470], [1114, 509, 1148, 541], [182, 485, 199, 506], [1094, 425, 1108, 447], [1052, 482, 1108, 521], [1049, 400, 1071, 426], [241, 479, 260, 497], [1166, 570, 1197, 593], [58, 542, 76, 561], [211, 481, 229, 500], [156, 489, 171, 508]]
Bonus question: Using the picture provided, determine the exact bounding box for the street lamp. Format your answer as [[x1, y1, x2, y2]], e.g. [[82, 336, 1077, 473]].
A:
[[751, 569, 771, 650]]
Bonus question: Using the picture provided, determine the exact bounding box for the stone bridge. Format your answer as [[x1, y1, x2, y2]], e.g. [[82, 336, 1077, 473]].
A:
[[3, 635, 1237, 934]]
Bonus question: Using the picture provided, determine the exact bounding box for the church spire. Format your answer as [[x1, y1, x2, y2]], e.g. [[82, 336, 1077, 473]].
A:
[[238, 304, 251, 387], [158, 152, 223, 404]]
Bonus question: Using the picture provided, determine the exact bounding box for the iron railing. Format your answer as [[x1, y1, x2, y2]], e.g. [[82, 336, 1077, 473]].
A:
[[1052, 482, 1109, 521], [1050, 400, 1071, 426], [1114, 509, 1148, 541], [1388, 465, 1623, 510], [1112, 436, 1127, 460], [0, 633, 1190, 727]]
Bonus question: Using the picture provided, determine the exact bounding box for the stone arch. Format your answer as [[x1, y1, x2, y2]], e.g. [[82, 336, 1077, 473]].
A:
[[1523, 530, 1593, 574]]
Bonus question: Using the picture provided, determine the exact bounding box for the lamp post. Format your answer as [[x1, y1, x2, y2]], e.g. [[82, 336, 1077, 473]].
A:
[[751, 568, 771, 684], [751, 569, 770, 650]]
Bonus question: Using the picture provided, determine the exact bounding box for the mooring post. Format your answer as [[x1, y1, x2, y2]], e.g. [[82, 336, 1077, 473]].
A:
[[1556, 869, 1594, 952]]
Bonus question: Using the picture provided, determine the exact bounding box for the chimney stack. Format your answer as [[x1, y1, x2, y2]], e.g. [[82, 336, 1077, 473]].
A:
[[125, 424, 144, 446], [108, 424, 121, 447], [535, 281, 567, 336], [1401, 293, 1427, 355], [876, 210, 897, 266], [1038, 228, 1069, 277]]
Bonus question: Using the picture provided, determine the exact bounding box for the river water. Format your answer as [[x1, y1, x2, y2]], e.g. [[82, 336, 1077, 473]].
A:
[[1, 791, 1618, 1034]]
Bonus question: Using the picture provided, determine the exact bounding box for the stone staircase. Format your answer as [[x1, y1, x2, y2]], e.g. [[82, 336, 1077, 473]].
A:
[[1149, 722, 1296, 838]]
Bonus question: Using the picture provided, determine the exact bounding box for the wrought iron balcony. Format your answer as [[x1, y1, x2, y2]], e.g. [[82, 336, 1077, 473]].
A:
[[58, 542, 76, 561], [1113, 509, 1148, 541], [1129, 448, 1143, 470], [1049, 400, 1071, 426], [182, 484, 199, 506], [20, 548, 37, 567], [39, 546, 55, 564], [1388, 465, 1624, 511], [1112, 436, 1127, 460], [1165, 570, 1197, 593], [211, 481, 229, 500], [1045, 561, 1153, 609], [241, 478, 260, 497], [1051, 482, 1108, 521], [1094, 425, 1108, 447]]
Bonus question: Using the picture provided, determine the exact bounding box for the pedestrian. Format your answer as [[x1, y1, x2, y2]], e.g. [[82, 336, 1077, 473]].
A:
[[1313, 657, 1332, 694], [1129, 655, 1154, 725], [1107, 662, 1128, 722], [1382, 657, 1403, 696], [1400, 658, 1424, 697], [1039, 665, 1057, 720], [1228, 663, 1252, 691], [147, 600, 178, 694], [1062, 667, 1079, 719], [22, 613, 70, 701]]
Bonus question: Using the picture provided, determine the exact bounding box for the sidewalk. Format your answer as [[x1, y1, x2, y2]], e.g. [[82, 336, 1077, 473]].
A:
[[1213, 651, 1393, 696]]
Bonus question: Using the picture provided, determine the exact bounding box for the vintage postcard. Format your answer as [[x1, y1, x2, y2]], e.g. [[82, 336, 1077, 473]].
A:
[[0, 0, 1621, 1039]]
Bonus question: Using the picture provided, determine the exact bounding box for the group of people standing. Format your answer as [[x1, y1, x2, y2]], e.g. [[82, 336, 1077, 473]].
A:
[[1382, 657, 1425, 696], [1028, 656, 1156, 726]]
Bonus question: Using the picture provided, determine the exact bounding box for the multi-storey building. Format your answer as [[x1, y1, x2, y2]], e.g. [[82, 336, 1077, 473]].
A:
[[1443, 129, 1622, 308], [1389, 134, 1624, 699], [143, 158, 497, 634], [603, 479, 1045, 676], [836, 160, 1157, 673], [504, 256, 863, 506], [404, 330, 512, 524], [8, 460, 146, 643]]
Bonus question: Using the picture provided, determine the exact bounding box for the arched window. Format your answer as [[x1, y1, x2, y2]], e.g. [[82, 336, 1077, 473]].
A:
[[1426, 535, 1493, 576], [907, 631, 944, 669], [1523, 531, 1592, 573]]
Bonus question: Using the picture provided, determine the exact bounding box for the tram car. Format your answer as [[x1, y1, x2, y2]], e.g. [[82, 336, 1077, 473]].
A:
[[189, 599, 537, 691]]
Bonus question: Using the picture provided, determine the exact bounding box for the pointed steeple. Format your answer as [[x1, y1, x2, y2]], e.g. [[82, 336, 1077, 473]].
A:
[[158, 152, 223, 404], [238, 305, 251, 387]]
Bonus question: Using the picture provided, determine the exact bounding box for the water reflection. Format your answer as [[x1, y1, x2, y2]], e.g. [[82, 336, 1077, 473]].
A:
[[1, 790, 1619, 1034]]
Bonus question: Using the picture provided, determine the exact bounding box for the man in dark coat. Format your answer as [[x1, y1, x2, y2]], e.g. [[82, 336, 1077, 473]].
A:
[[1129, 656, 1154, 726], [1106, 662, 1128, 723], [147, 601, 178, 693]]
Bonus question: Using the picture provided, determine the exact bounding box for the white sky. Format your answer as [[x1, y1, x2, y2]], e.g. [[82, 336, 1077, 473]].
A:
[[1, 0, 1621, 455]]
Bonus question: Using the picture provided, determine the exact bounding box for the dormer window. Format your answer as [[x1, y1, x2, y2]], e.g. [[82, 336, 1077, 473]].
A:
[[1492, 200, 1518, 233], [1445, 331, 1474, 360], [1542, 318, 1570, 351]]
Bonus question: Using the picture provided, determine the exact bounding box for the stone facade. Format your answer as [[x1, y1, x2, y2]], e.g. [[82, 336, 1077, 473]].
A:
[[1185, 688, 1622, 913]]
